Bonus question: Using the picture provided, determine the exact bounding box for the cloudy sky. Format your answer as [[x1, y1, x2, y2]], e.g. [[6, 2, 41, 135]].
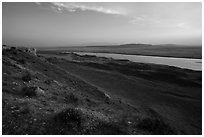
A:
[[2, 2, 202, 47]]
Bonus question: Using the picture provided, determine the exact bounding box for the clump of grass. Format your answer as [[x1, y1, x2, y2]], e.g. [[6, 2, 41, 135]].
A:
[[2, 50, 7, 55], [64, 93, 79, 104], [95, 121, 128, 135], [42, 108, 83, 134], [54, 108, 82, 128], [22, 73, 32, 82], [136, 117, 176, 135], [83, 117, 129, 135], [10, 47, 16, 50], [44, 79, 52, 85], [18, 59, 26, 64], [21, 87, 37, 97], [10, 47, 17, 55]]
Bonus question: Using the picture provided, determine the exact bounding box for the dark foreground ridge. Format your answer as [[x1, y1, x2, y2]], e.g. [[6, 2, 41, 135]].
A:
[[2, 45, 202, 135]]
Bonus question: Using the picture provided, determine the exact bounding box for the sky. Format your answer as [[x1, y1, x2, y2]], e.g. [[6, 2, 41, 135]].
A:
[[2, 2, 202, 47]]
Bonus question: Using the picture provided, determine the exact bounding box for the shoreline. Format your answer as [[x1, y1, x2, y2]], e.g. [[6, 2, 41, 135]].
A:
[[70, 51, 202, 60], [38, 50, 202, 60], [39, 52, 202, 72], [59, 52, 202, 71]]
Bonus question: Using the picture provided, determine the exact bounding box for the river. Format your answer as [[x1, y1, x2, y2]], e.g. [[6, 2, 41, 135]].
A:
[[73, 52, 202, 71]]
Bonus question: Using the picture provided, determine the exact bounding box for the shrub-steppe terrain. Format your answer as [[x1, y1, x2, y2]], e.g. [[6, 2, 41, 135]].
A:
[[2, 45, 202, 134]]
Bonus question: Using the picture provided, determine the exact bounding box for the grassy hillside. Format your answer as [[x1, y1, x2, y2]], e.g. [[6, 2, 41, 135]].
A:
[[40, 52, 202, 134], [38, 44, 202, 59], [2, 46, 201, 134]]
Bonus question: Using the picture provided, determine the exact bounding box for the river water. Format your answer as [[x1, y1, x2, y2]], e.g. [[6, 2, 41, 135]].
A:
[[74, 52, 202, 71]]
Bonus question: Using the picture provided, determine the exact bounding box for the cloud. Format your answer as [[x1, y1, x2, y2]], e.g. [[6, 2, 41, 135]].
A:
[[50, 2, 124, 15], [130, 16, 145, 24], [35, 2, 41, 5], [177, 23, 185, 28], [36, 2, 161, 26], [130, 15, 161, 25]]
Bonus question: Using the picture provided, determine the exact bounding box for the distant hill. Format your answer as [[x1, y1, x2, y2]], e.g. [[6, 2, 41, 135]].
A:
[[119, 44, 153, 47], [41, 43, 202, 59]]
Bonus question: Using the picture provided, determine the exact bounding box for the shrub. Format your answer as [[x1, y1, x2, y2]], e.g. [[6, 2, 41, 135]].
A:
[[89, 120, 128, 135], [44, 79, 52, 85], [11, 47, 16, 50], [10, 47, 17, 55], [65, 93, 78, 104], [2, 50, 7, 55], [18, 59, 26, 64], [22, 73, 31, 82], [21, 87, 37, 97], [137, 117, 176, 135], [54, 108, 82, 127]]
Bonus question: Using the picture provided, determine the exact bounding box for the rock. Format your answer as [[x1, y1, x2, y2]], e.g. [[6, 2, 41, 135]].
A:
[[104, 93, 111, 99], [24, 48, 37, 55], [12, 82, 18, 85], [2, 45, 11, 50], [16, 47, 37, 55], [21, 86, 45, 97], [35, 87, 45, 96]]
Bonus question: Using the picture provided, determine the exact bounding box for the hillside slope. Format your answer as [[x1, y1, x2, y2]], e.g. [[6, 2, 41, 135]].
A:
[[2, 46, 201, 134], [40, 52, 202, 134]]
